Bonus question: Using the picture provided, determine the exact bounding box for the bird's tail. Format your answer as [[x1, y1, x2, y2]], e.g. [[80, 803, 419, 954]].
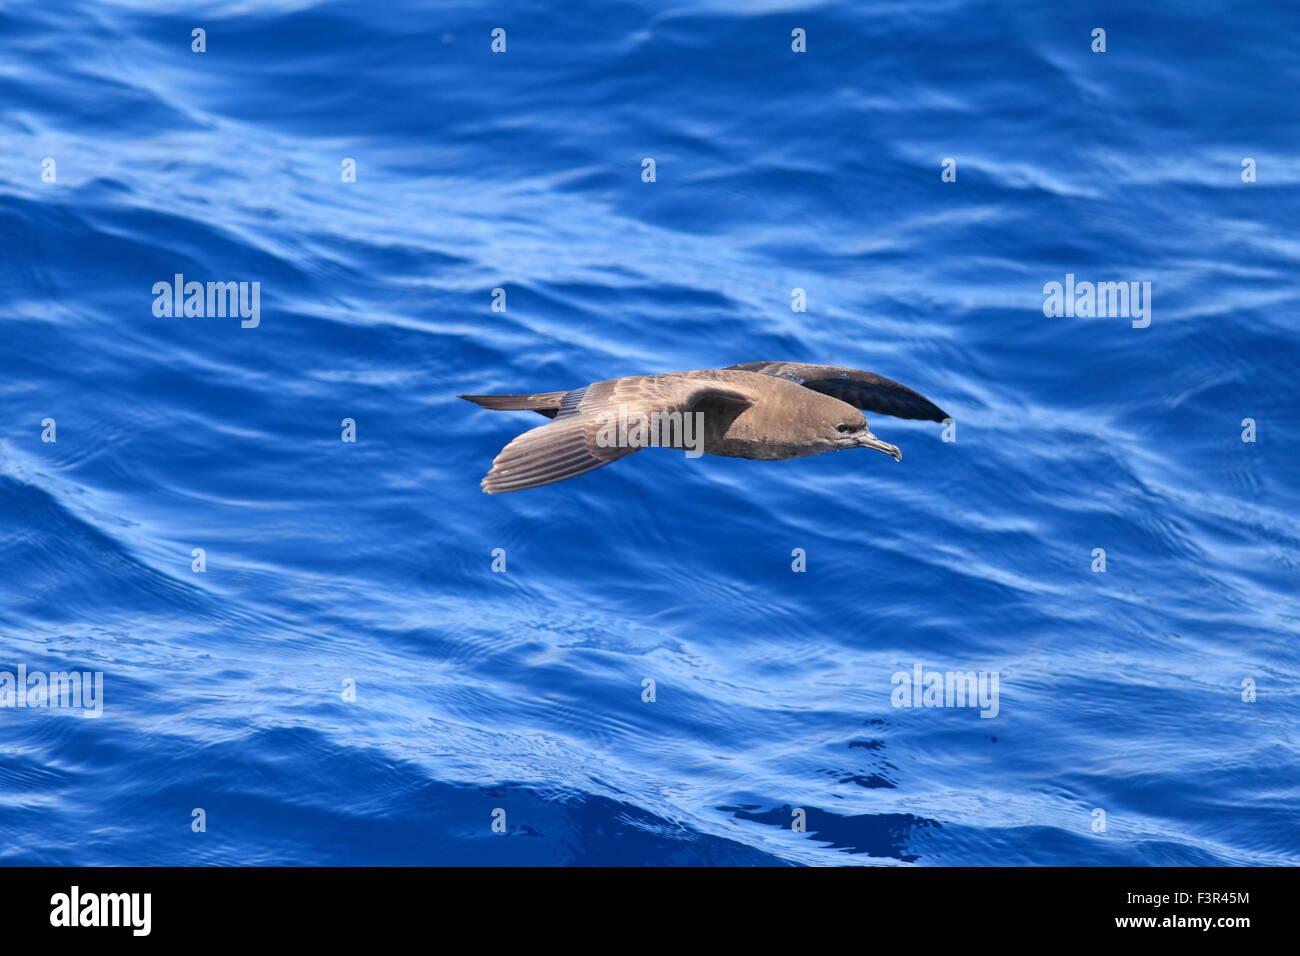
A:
[[458, 391, 568, 419]]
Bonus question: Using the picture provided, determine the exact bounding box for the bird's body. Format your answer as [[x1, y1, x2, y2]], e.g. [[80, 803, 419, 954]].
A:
[[460, 362, 949, 493]]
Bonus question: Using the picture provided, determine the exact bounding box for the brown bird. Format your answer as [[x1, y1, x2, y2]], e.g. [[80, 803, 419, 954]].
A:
[[459, 361, 949, 493]]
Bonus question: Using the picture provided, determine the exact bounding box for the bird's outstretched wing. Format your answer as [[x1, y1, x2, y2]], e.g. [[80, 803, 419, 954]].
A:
[[478, 376, 751, 493], [725, 361, 949, 422]]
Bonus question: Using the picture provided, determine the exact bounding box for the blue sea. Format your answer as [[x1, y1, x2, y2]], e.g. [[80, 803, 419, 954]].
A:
[[1, 0, 1297, 867]]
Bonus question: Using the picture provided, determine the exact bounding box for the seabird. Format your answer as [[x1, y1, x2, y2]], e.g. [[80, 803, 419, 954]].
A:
[[459, 361, 949, 493]]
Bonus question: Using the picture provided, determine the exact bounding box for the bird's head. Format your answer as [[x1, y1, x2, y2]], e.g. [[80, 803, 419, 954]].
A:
[[822, 409, 902, 461]]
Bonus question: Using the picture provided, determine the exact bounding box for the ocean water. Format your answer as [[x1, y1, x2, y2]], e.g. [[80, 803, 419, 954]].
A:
[[1, 0, 1297, 867]]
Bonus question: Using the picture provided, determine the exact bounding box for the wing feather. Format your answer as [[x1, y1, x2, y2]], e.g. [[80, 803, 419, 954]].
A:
[[479, 377, 751, 493], [725, 361, 948, 422]]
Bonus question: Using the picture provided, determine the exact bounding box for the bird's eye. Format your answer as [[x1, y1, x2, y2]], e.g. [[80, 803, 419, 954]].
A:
[[836, 423, 853, 433]]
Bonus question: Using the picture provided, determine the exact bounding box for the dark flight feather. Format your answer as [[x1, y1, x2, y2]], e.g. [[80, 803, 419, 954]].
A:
[[725, 361, 949, 422]]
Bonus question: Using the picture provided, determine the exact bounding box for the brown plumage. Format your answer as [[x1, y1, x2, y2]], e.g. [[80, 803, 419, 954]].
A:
[[459, 362, 949, 494]]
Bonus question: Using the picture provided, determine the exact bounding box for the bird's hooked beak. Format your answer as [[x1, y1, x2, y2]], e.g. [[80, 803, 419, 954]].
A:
[[858, 432, 902, 461]]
